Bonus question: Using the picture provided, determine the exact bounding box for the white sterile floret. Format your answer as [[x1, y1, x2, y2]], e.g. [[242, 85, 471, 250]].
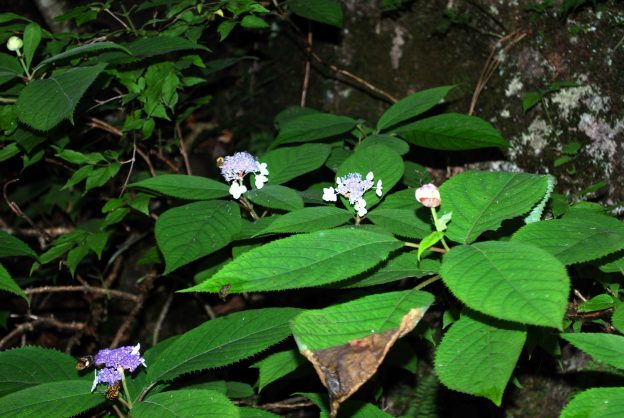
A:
[[229, 182, 247, 199], [353, 198, 367, 217], [322, 187, 338, 202], [375, 179, 383, 197]]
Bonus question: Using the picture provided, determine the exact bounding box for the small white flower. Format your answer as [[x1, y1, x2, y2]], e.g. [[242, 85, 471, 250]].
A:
[[366, 171, 374, 182], [254, 174, 268, 189], [353, 198, 367, 217], [258, 162, 269, 176], [6, 36, 22, 52], [375, 179, 383, 197], [322, 187, 337, 202], [229, 182, 247, 199]]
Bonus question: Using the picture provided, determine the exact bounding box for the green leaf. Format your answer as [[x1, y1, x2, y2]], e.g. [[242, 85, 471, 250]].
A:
[[16, 64, 106, 131], [252, 349, 306, 392], [85, 163, 120, 191], [126, 36, 210, 57], [367, 208, 431, 239], [133, 389, 239, 418], [560, 387, 624, 418], [241, 15, 269, 29], [337, 143, 404, 209], [357, 134, 409, 155], [146, 308, 301, 383], [239, 407, 280, 418], [274, 106, 319, 129], [522, 92, 543, 112], [434, 312, 526, 406], [258, 206, 352, 235], [246, 185, 304, 212], [130, 174, 230, 200], [0, 346, 83, 397], [217, 21, 238, 41], [190, 381, 254, 399], [288, 0, 343, 27], [440, 241, 570, 328], [340, 252, 439, 288], [394, 113, 510, 150], [23, 22, 42, 71], [155, 201, 241, 274], [0, 263, 26, 301], [35, 42, 130, 71], [0, 52, 22, 86], [377, 85, 455, 130], [0, 230, 37, 258], [561, 333, 624, 370], [612, 304, 624, 334], [440, 171, 549, 244], [512, 212, 624, 265], [271, 113, 358, 148], [292, 289, 433, 351], [260, 143, 331, 184], [185, 228, 402, 293], [577, 294, 614, 313], [0, 380, 103, 418], [417, 231, 444, 260]]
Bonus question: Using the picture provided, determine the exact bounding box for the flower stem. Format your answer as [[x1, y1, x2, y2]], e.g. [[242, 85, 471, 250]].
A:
[[120, 370, 133, 409], [430, 207, 451, 251], [415, 275, 441, 290], [239, 196, 260, 220], [403, 241, 446, 254]]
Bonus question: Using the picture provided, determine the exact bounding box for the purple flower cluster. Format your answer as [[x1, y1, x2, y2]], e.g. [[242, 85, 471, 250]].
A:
[[91, 343, 146, 391], [322, 172, 382, 217], [219, 152, 269, 199]]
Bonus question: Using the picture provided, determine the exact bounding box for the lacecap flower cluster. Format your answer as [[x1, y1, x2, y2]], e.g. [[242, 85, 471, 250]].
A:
[[220, 152, 268, 199], [323, 171, 382, 217], [91, 343, 146, 391]]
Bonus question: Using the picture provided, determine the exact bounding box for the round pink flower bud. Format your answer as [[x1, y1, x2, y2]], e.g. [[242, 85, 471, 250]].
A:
[[415, 183, 440, 208]]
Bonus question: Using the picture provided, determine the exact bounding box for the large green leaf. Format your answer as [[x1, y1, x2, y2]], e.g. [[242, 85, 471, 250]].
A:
[[434, 312, 526, 406], [367, 208, 431, 239], [561, 333, 624, 370], [440, 241, 569, 328], [130, 174, 229, 200], [133, 389, 239, 418], [339, 252, 439, 288], [292, 289, 433, 351], [394, 113, 509, 150], [287, 0, 343, 27], [16, 64, 106, 131], [377, 85, 455, 131], [513, 212, 624, 265], [440, 171, 549, 244], [260, 143, 331, 184], [146, 308, 300, 383], [357, 134, 409, 155], [560, 387, 624, 418], [0, 380, 103, 418], [0, 346, 83, 398], [0, 230, 37, 258], [126, 36, 210, 57], [0, 52, 22, 86], [337, 143, 404, 209], [246, 185, 304, 212], [155, 201, 241, 274], [271, 113, 358, 148], [251, 349, 306, 392], [23, 22, 42, 71], [184, 228, 402, 293], [258, 206, 352, 235], [0, 263, 26, 301], [35, 42, 131, 71], [239, 407, 281, 418]]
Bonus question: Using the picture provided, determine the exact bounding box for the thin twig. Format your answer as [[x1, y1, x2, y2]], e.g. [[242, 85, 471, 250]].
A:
[[272, 0, 397, 103], [87, 117, 123, 137], [176, 123, 192, 175], [152, 292, 174, 346], [111, 293, 146, 348], [468, 30, 526, 115], [414, 275, 442, 290], [135, 146, 157, 177], [301, 25, 313, 107], [249, 396, 314, 411], [119, 140, 137, 197], [25, 285, 141, 303], [3, 178, 51, 243], [150, 148, 180, 173], [0, 316, 85, 348], [403, 241, 447, 254], [104, 7, 130, 31]]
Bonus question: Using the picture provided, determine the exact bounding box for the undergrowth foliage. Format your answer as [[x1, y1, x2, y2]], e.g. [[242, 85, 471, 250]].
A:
[[0, 1, 623, 418]]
